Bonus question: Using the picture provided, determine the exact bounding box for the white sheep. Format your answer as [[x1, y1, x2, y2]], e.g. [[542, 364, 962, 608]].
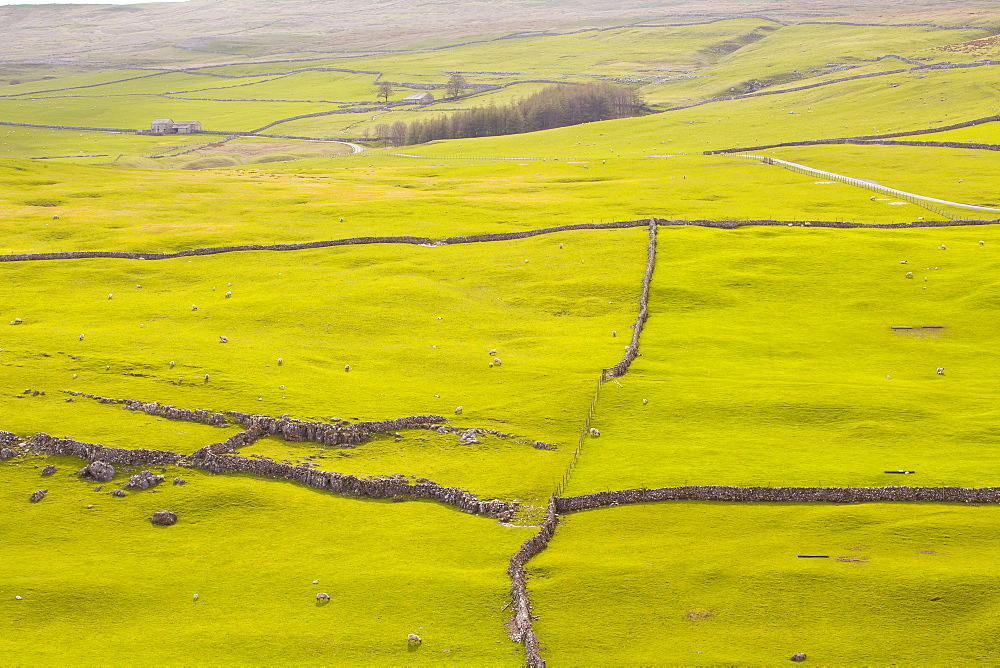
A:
[[455, 406, 463, 414], [204, 374, 210, 382], [642, 398, 648, 405], [79, 334, 85, 340], [589, 427, 600, 437], [493, 358, 502, 366], [219, 336, 228, 343], [980, 240, 985, 245], [316, 592, 331, 601], [278, 358, 283, 366], [136, 285, 142, 289], [192, 305, 198, 311], [11, 318, 22, 325], [612, 330, 617, 337], [170, 361, 175, 368], [193, 594, 199, 601], [489, 349, 496, 356], [345, 364, 351, 372], [225, 291, 232, 298], [936, 368, 945, 375], [905, 272, 913, 279], [900, 260, 907, 264], [559, 243, 564, 248], [108, 294, 113, 300], [408, 633, 422, 644]]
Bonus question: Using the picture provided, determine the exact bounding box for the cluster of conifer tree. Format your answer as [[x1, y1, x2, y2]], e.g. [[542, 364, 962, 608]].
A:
[[373, 82, 645, 146]]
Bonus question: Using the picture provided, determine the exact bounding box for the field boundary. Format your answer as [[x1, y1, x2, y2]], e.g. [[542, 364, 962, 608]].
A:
[[15, 431, 518, 520], [3, 215, 1000, 264], [737, 154, 1000, 219], [556, 485, 1000, 511]]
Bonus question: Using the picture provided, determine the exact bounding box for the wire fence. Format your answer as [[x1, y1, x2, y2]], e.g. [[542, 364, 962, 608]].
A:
[[739, 153, 1000, 221]]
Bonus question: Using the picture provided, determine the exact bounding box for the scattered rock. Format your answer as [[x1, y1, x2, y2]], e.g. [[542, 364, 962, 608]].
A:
[[791, 653, 807, 662], [124, 470, 165, 490], [173, 477, 186, 485], [532, 441, 557, 450], [93, 485, 103, 492], [110, 489, 127, 498], [78, 460, 115, 482], [29, 489, 47, 503], [40, 465, 56, 476], [0, 447, 17, 461], [458, 429, 481, 445], [151, 510, 177, 526]]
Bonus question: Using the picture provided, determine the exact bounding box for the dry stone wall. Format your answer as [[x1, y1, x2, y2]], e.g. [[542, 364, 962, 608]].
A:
[[67, 392, 228, 426], [556, 485, 1000, 512], [4, 215, 998, 267], [27, 433, 179, 466], [188, 450, 517, 520], [507, 496, 558, 668]]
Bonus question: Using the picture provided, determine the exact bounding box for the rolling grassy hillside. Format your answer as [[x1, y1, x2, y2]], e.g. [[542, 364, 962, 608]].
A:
[[4, 7, 1000, 665]]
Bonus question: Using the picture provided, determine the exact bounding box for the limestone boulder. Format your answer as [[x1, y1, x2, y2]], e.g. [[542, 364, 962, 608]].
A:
[[125, 470, 165, 491], [79, 460, 115, 483], [151, 510, 177, 526]]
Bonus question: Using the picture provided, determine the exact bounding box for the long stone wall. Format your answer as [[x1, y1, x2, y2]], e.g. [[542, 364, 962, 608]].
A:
[[188, 450, 517, 520], [5, 215, 999, 266], [66, 392, 229, 426], [27, 433, 179, 466], [555, 485, 1000, 512], [507, 496, 558, 667], [603, 221, 657, 380]]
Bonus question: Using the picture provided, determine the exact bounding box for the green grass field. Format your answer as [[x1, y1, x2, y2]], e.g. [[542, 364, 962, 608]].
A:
[[531, 502, 1000, 665], [0, 455, 532, 664], [566, 224, 1000, 493], [4, 9, 1000, 664]]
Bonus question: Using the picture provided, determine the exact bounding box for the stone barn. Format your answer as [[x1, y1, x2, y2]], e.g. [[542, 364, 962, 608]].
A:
[[150, 119, 203, 135], [401, 92, 434, 105]]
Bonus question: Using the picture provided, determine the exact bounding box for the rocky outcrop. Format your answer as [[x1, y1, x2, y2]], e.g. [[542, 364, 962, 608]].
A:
[[125, 470, 165, 491], [78, 460, 115, 483], [0, 448, 16, 461]]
